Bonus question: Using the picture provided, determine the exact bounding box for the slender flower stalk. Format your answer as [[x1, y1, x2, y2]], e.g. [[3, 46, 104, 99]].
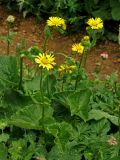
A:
[[6, 15, 15, 55], [83, 49, 90, 67], [35, 53, 56, 131], [39, 68, 45, 131], [74, 53, 84, 90], [7, 24, 10, 55], [40, 68, 43, 94], [19, 56, 23, 90], [42, 36, 48, 53]]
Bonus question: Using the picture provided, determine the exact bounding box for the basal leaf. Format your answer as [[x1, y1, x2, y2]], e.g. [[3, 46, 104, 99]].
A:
[[42, 74, 56, 97], [48, 142, 81, 160], [24, 76, 40, 91], [68, 90, 91, 121], [88, 109, 118, 125], [9, 103, 55, 130], [0, 55, 19, 88], [9, 104, 42, 130], [53, 89, 91, 121], [9, 101, 54, 130]]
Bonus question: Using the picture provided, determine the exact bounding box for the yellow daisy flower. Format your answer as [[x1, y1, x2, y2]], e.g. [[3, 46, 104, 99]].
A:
[[35, 53, 56, 70], [59, 64, 76, 74], [87, 17, 103, 30], [72, 43, 84, 54], [47, 17, 66, 30]]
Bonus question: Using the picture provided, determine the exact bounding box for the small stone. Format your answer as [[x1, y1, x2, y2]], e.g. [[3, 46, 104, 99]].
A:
[[13, 27, 18, 31], [23, 30, 26, 33]]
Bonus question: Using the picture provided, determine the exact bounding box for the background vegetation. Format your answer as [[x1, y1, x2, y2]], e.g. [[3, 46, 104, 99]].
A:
[[1, 0, 120, 41]]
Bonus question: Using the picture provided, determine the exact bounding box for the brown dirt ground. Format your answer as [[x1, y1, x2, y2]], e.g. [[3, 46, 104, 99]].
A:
[[0, 5, 120, 80]]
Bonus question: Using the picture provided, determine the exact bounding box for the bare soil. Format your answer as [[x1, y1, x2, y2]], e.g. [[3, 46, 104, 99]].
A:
[[0, 5, 120, 80]]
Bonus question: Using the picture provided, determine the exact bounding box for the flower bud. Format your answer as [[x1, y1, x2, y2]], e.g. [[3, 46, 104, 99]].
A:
[[6, 15, 15, 23]]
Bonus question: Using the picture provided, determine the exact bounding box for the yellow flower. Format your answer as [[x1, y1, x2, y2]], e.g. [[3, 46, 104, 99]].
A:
[[87, 17, 103, 30], [72, 43, 84, 54], [59, 64, 76, 74], [35, 53, 56, 70], [83, 36, 90, 41], [47, 17, 66, 30]]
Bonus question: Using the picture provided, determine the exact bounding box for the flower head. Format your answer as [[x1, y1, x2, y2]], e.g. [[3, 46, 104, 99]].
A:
[[6, 15, 15, 23], [83, 36, 90, 41], [100, 52, 108, 60], [35, 53, 56, 70], [87, 17, 103, 30], [47, 17, 66, 30], [107, 136, 117, 146], [81, 36, 91, 48], [72, 43, 84, 54], [59, 64, 76, 74]]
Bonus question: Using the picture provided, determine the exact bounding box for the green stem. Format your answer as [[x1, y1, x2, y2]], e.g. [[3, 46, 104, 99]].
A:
[[83, 49, 89, 67], [74, 53, 84, 90], [39, 68, 45, 131], [47, 74, 50, 97], [61, 78, 64, 91], [40, 68, 43, 93], [42, 37, 48, 53], [7, 25, 10, 55], [19, 57, 23, 90]]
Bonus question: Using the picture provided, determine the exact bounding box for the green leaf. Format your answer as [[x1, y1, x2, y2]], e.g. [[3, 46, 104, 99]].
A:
[[0, 133, 9, 143], [88, 109, 118, 125], [24, 76, 40, 91], [0, 120, 8, 130], [0, 89, 32, 119], [54, 89, 91, 121], [55, 122, 73, 150], [47, 122, 75, 151], [8, 138, 25, 160], [91, 119, 110, 134], [110, 157, 120, 160], [48, 142, 81, 160], [110, 0, 120, 20], [0, 143, 7, 160], [0, 55, 19, 88], [42, 74, 56, 97], [111, 6, 120, 20], [9, 103, 55, 130], [9, 104, 42, 129]]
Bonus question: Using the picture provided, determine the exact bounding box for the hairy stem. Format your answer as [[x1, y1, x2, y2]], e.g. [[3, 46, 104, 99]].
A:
[[42, 37, 48, 53], [7, 25, 10, 55], [39, 68, 45, 131], [19, 56, 23, 90], [83, 49, 90, 67], [75, 53, 84, 90]]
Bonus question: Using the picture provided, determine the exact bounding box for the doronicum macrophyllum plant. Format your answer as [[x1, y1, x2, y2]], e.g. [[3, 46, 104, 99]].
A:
[[0, 16, 120, 160]]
